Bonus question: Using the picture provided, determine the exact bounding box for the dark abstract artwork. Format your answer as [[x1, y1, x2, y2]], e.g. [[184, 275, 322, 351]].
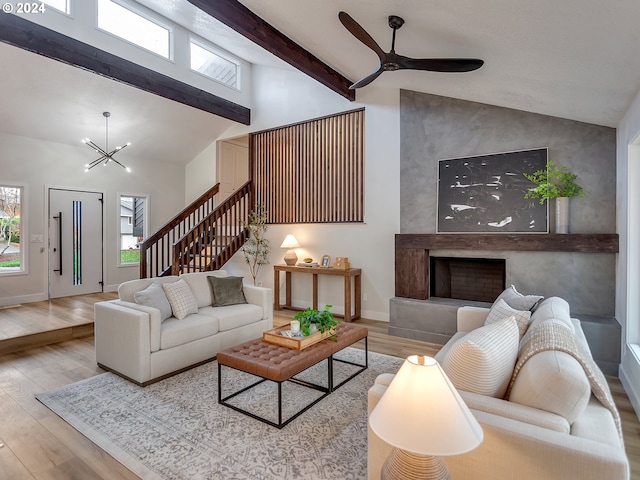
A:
[[437, 148, 549, 233]]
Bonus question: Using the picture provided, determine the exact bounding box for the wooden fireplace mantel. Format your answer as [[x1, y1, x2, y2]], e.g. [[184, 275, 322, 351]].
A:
[[394, 233, 618, 299]]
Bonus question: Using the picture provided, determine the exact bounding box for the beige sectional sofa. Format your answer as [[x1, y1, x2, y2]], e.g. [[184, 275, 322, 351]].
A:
[[368, 292, 629, 480], [94, 270, 272, 385]]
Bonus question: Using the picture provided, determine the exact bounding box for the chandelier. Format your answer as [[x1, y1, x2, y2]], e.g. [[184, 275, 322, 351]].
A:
[[83, 112, 131, 172]]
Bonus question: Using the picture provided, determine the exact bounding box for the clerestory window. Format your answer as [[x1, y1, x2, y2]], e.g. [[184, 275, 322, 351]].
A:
[[190, 39, 240, 89], [98, 0, 172, 59], [41, 0, 70, 14]]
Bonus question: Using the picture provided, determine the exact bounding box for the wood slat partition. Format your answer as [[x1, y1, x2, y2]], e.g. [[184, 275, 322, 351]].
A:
[[252, 109, 364, 224]]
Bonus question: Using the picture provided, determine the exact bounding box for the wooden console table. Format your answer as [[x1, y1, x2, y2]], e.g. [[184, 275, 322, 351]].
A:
[[273, 264, 362, 322]]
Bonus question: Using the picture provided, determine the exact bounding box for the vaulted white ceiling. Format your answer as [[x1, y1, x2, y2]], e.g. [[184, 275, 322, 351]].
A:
[[2, 0, 640, 166], [237, 0, 640, 128]]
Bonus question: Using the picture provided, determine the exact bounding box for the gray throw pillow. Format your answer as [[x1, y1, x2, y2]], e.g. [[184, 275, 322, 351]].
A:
[[134, 282, 172, 321], [493, 285, 543, 311], [208, 276, 247, 307]]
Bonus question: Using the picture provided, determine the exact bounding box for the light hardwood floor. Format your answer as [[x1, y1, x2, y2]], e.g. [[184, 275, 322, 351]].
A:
[[0, 295, 638, 479]]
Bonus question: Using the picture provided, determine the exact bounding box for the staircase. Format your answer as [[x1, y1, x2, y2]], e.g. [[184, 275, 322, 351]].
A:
[[140, 181, 253, 278]]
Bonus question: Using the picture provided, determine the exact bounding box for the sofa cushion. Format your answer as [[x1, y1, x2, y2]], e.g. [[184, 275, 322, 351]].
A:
[[160, 313, 220, 350], [198, 303, 263, 332], [570, 397, 624, 449], [162, 279, 199, 320], [529, 296, 575, 334], [133, 282, 172, 321], [208, 275, 247, 307], [509, 346, 591, 424], [485, 298, 532, 338], [181, 270, 229, 308], [441, 315, 520, 398], [493, 284, 543, 311], [118, 276, 178, 303]]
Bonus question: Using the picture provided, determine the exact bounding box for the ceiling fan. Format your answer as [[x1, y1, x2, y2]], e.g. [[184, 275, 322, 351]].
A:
[[338, 11, 484, 89]]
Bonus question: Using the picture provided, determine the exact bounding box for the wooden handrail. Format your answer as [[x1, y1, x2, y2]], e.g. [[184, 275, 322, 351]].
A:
[[144, 183, 220, 246], [171, 181, 253, 275], [140, 183, 220, 278]]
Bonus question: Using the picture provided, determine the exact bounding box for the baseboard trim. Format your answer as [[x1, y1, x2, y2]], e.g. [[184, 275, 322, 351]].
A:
[[620, 345, 640, 422], [0, 292, 48, 307]]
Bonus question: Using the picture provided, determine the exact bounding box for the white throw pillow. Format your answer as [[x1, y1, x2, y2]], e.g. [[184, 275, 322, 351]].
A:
[[529, 297, 575, 334], [162, 279, 198, 320], [485, 298, 532, 338], [509, 348, 590, 423], [493, 285, 543, 311], [133, 281, 172, 321], [441, 315, 520, 398]]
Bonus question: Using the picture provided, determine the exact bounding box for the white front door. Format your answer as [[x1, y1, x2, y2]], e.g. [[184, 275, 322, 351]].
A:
[[48, 188, 103, 298]]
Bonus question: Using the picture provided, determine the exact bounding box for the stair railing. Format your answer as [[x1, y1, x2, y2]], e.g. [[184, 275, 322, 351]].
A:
[[171, 181, 252, 275], [139, 184, 220, 278]]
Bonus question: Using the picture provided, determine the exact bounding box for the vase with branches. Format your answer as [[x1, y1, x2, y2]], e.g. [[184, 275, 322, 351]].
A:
[[241, 204, 270, 285]]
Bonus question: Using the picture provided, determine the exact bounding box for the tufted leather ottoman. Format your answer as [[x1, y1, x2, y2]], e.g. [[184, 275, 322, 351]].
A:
[[217, 323, 368, 428]]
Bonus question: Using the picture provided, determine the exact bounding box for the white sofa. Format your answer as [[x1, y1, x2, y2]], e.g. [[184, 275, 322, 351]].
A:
[[368, 296, 629, 480], [94, 270, 273, 385]]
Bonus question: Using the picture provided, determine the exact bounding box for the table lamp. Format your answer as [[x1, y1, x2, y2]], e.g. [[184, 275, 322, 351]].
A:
[[280, 234, 300, 265], [369, 355, 483, 480]]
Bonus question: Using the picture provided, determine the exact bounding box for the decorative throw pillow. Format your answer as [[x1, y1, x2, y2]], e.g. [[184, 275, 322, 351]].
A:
[[493, 285, 543, 311], [508, 348, 590, 424], [485, 298, 532, 338], [162, 279, 198, 320], [208, 276, 247, 307], [441, 315, 520, 398], [133, 282, 172, 321]]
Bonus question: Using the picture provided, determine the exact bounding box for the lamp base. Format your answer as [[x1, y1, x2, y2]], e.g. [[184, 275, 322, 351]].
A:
[[381, 448, 452, 480], [283, 250, 298, 266]]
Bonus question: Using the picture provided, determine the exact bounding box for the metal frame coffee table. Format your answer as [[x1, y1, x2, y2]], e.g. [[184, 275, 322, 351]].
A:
[[217, 323, 368, 428]]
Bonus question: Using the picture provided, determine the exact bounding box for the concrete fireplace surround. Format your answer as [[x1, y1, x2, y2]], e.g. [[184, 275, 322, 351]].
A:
[[392, 91, 620, 375]]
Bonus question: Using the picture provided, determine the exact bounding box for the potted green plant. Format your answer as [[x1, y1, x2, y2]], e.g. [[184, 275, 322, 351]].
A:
[[523, 160, 585, 204], [523, 160, 586, 233], [294, 304, 340, 339], [240, 204, 270, 285]]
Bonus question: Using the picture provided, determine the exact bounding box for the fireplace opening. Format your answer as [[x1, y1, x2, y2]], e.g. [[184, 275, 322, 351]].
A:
[[430, 257, 505, 302]]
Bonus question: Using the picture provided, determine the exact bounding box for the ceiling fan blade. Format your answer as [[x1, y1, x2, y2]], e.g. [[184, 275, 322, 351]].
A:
[[399, 57, 484, 72], [350, 67, 385, 89], [338, 11, 385, 60]]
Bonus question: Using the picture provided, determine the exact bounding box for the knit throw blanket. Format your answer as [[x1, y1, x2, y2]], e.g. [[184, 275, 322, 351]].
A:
[[505, 321, 623, 443]]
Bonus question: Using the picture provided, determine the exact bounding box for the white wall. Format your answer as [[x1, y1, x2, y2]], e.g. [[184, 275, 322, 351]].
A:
[[185, 66, 401, 321], [185, 138, 222, 204], [617, 86, 640, 420], [0, 131, 185, 305]]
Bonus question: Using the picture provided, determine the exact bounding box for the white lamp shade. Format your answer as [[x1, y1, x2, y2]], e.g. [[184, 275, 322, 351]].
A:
[[369, 355, 483, 457], [280, 234, 300, 249]]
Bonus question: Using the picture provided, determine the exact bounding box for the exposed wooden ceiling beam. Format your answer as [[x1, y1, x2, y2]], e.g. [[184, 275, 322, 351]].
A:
[[187, 0, 356, 101], [0, 14, 251, 125]]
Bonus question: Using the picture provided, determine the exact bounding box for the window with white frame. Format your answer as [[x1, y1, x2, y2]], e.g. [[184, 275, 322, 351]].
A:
[[190, 39, 240, 89], [119, 194, 147, 265], [41, 0, 70, 14], [0, 185, 25, 275], [98, 0, 171, 59]]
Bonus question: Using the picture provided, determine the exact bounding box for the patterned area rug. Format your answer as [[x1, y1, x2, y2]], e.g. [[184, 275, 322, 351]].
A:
[[37, 348, 403, 480]]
